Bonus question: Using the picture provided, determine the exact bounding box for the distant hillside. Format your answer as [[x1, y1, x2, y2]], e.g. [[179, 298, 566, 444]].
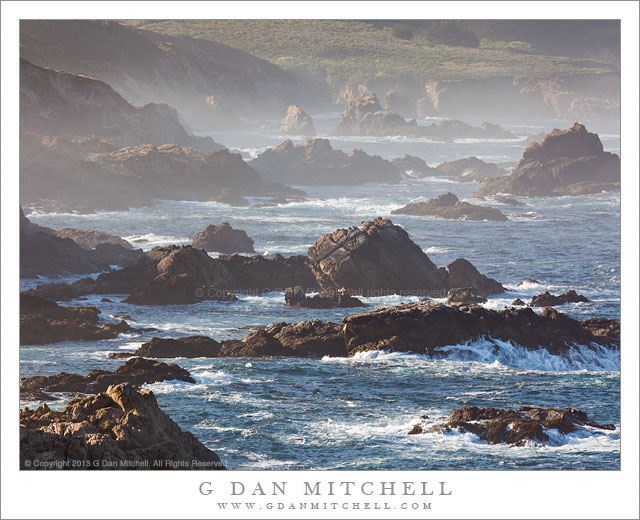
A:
[[20, 20, 331, 129]]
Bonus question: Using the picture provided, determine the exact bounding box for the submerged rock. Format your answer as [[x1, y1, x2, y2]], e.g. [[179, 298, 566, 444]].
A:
[[192, 222, 255, 254], [342, 301, 618, 356], [20, 358, 194, 401], [250, 138, 401, 185], [281, 105, 316, 136], [307, 217, 504, 296], [285, 286, 365, 309], [20, 294, 133, 345], [20, 383, 224, 469], [475, 123, 620, 197], [530, 290, 589, 307], [391, 193, 508, 221], [410, 405, 615, 446]]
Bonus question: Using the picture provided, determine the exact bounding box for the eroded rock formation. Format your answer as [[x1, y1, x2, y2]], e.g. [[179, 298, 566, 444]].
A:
[[391, 193, 508, 221]]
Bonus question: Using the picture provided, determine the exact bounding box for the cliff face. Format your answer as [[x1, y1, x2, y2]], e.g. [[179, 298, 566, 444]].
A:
[[20, 20, 331, 129], [20, 59, 221, 153]]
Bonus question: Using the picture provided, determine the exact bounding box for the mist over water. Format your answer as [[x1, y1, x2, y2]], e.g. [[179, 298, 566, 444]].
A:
[[22, 118, 620, 470]]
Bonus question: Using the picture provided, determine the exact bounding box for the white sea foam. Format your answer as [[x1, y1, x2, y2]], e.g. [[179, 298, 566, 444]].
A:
[[322, 338, 619, 373], [122, 232, 190, 248]]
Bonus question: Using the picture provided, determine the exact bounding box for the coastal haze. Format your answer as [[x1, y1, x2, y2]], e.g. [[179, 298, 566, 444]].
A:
[[19, 20, 620, 470]]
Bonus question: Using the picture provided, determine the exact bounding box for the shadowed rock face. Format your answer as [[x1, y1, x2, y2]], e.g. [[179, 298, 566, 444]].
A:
[[20, 358, 194, 402], [391, 192, 508, 221], [408, 406, 615, 446], [193, 222, 255, 254], [20, 383, 225, 469], [475, 123, 620, 197], [342, 302, 619, 356], [530, 290, 589, 307], [20, 294, 133, 346], [250, 138, 401, 185], [20, 58, 221, 153], [285, 286, 365, 309], [307, 217, 504, 296], [281, 105, 316, 136]]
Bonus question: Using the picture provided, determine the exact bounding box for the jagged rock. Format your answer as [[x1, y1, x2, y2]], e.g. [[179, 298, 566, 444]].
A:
[[580, 317, 620, 343], [284, 286, 365, 309], [435, 157, 508, 182], [307, 217, 504, 296], [281, 105, 316, 135], [250, 138, 401, 185], [20, 383, 224, 469], [192, 222, 255, 254], [342, 301, 618, 357], [58, 246, 237, 305], [511, 298, 526, 306], [217, 254, 319, 293], [20, 294, 133, 345], [391, 193, 508, 221], [447, 287, 487, 305], [412, 406, 615, 446], [20, 357, 194, 402], [391, 155, 440, 177], [530, 290, 589, 307], [220, 320, 346, 358], [110, 336, 222, 359], [475, 123, 620, 197]]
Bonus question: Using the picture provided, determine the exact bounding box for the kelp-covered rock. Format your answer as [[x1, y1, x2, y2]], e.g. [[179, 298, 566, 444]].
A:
[[20, 383, 224, 469], [391, 193, 508, 221], [475, 123, 620, 197], [409, 406, 616, 446]]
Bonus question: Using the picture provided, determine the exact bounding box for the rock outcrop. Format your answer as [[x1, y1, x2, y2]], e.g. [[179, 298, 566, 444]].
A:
[[250, 138, 402, 185], [307, 217, 504, 296], [435, 157, 509, 182], [20, 383, 225, 469], [446, 287, 487, 305], [529, 290, 590, 307], [20, 358, 194, 402], [281, 105, 316, 135], [219, 321, 346, 358], [391, 155, 440, 177], [475, 123, 620, 197], [284, 286, 365, 309], [192, 222, 255, 254], [110, 336, 222, 359], [332, 93, 515, 139], [20, 294, 133, 345], [391, 193, 508, 221], [408, 406, 615, 446], [217, 254, 319, 293], [342, 302, 618, 356], [62, 246, 237, 305], [53, 228, 134, 250]]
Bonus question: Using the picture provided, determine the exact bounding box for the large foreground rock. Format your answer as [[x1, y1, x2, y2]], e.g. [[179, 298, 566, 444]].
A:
[[192, 222, 255, 254], [342, 302, 619, 356], [20, 358, 194, 402], [281, 105, 316, 136], [307, 217, 504, 296], [20, 294, 133, 345], [475, 123, 620, 197], [391, 193, 508, 221], [409, 406, 615, 446], [20, 383, 224, 469], [250, 138, 401, 185]]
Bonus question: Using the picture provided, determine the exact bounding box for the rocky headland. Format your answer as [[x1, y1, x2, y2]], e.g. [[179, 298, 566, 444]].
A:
[[391, 193, 509, 221], [20, 383, 225, 469], [475, 123, 620, 197]]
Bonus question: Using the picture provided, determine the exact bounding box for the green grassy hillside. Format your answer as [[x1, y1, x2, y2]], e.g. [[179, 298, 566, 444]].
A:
[[121, 20, 617, 88]]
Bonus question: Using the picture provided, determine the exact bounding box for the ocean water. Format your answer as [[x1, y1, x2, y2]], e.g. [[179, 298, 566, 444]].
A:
[[21, 117, 621, 470]]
